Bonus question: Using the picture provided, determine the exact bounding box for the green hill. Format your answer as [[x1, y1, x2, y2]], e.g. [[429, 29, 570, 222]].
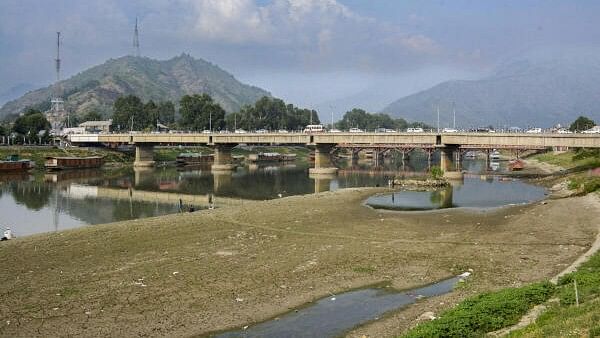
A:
[[0, 54, 270, 118]]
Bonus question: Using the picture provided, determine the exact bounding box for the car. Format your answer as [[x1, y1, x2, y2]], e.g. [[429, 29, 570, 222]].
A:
[[329, 128, 342, 133], [526, 128, 542, 134], [406, 127, 424, 133], [349, 127, 364, 133], [556, 128, 573, 134], [442, 128, 458, 133], [277, 129, 289, 133], [384, 129, 396, 133], [582, 126, 600, 134], [234, 129, 247, 134], [256, 129, 269, 133], [202, 130, 212, 134]]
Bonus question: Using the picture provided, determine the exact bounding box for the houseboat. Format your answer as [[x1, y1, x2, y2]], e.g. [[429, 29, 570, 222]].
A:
[[0, 155, 34, 172], [176, 153, 214, 166], [44, 156, 104, 170]]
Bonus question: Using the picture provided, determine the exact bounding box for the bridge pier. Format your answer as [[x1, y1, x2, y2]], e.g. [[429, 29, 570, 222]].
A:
[[212, 144, 237, 172], [309, 144, 338, 175], [310, 173, 336, 193], [439, 146, 464, 180], [134, 145, 155, 167]]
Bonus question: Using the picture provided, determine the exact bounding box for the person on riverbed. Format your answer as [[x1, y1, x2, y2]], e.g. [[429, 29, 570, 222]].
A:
[[1, 227, 13, 241]]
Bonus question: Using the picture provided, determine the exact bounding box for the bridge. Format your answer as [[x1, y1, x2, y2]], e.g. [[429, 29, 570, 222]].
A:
[[69, 132, 600, 178]]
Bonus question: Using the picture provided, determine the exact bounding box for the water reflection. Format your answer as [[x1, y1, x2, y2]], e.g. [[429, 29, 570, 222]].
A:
[[366, 175, 545, 211]]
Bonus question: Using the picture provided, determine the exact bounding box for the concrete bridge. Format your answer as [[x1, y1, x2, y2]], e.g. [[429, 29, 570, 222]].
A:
[[69, 132, 600, 178]]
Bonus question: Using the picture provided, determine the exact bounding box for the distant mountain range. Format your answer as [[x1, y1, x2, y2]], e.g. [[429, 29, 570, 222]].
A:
[[382, 56, 600, 128], [0, 54, 270, 119], [0, 83, 37, 107]]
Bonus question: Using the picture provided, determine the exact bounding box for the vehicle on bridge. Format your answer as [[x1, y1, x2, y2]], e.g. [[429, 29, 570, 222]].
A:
[[234, 129, 247, 134], [443, 128, 458, 133], [349, 128, 365, 133], [407, 127, 424, 133], [526, 128, 542, 134], [304, 125, 325, 133], [582, 126, 600, 134]]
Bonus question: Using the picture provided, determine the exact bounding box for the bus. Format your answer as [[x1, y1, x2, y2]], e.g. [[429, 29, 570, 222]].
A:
[[303, 124, 325, 133]]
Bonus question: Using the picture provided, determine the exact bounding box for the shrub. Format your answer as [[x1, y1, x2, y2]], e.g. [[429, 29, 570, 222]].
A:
[[430, 166, 444, 180], [403, 282, 555, 338]]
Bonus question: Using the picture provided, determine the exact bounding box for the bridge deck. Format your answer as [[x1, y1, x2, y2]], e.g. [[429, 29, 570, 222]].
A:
[[69, 132, 600, 148]]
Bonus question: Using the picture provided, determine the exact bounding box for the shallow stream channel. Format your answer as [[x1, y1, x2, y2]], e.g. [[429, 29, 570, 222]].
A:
[[212, 273, 470, 338]]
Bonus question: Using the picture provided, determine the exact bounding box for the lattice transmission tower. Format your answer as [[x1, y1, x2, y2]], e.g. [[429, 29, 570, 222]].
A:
[[133, 17, 140, 57]]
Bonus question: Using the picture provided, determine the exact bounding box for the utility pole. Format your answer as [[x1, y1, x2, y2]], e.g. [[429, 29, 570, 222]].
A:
[[234, 113, 237, 131], [436, 104, 440, 133], [452, 102, 456, 129], [209, 111, 212, 131]]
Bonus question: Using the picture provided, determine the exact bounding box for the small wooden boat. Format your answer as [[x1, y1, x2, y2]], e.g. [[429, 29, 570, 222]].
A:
[[45, 156, 104, 170], [0, 154, 34, 172], [508, 159, 525, 171], [176, 153, 214, 166]]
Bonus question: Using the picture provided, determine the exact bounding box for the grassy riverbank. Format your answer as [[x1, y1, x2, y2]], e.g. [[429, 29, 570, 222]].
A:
[[0, 146, 131, 168], [508, 250, 600, 337]]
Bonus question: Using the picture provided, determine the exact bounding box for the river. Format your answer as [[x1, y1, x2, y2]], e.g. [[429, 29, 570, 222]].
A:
[[0, 156, 545, 238]]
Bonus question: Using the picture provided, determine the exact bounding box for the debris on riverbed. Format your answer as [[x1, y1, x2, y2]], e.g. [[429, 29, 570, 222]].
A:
[[392, 178, 450, 189]]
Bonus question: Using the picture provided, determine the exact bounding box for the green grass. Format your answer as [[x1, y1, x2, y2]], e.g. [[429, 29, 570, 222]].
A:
[[402, 282, 555, 338], [402, 249, 600, 337], [532, 149, 600, 170], [508, 250, 600, 337]]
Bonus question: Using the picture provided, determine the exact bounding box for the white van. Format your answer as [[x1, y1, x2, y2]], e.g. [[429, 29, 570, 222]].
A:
[[406, 127, 424, 133]]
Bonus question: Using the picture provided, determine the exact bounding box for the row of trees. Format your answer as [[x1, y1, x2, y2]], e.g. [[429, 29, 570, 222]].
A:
[[110, 95, 318, 132], [112, 96, 176, 131], [335, 108, 429, 131]]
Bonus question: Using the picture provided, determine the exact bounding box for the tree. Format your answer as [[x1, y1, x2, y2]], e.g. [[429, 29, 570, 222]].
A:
[[157, 101, 175, 125], [82, 111, 103, 122], [569, 116, 596, 132], [179, 94, 226, 131], [144, 100, 159, 127], [336, 109, 409, 131], [112, 95, 147, 131], [12, 109, 51, 140], [226, 96, 319, 131]]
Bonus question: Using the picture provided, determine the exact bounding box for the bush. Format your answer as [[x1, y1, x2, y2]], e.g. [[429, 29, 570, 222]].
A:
[[403, 282, 555, 338], [430, 166, 444, 180]]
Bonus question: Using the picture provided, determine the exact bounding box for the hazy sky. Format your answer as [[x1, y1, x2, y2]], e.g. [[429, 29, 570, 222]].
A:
[[1, 0, 599, 113]]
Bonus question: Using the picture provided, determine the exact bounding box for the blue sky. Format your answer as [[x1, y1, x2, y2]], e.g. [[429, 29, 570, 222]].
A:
[[1, 0, 599, 115]]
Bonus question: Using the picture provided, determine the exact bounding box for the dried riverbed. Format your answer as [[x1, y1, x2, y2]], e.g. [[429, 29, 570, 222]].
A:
[[1, 185, 599, 337]]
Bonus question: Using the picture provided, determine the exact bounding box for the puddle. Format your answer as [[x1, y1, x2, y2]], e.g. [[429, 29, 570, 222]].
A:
[[366, 176, 546, 211], [212, 273, 469, 338]]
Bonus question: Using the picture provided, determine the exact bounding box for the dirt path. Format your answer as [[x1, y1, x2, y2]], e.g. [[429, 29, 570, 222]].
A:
[[1, 188, 599, 337]]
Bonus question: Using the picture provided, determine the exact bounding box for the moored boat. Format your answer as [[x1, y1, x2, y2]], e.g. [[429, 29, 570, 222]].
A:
[[508, 159, 525, 171], [44, 156, 104, 170], [0, 155, 35, 172]]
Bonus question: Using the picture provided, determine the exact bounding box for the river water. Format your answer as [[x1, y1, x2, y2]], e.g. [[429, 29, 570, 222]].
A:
[[0, 157, 545, 238]]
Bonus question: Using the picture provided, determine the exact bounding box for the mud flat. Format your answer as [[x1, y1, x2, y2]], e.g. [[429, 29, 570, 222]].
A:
[[0, 186, 599, 337]]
